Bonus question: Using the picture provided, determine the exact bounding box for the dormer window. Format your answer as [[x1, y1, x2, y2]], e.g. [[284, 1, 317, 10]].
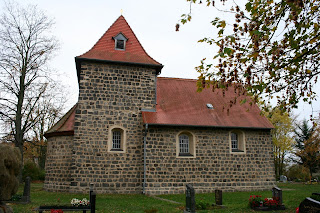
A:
[[113, 33, 128, 50]]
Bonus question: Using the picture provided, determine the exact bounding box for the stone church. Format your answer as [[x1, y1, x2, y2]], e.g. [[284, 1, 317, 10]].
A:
[[44, 15, 275, 195]]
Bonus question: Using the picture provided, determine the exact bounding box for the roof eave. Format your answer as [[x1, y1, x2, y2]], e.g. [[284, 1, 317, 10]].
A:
[[75, 57, 163, 83], [44, 130, 74, 139], [144, 123, 274, 130]]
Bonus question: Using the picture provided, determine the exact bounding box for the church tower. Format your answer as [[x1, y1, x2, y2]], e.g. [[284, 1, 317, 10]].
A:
[[71, 15, 163, 193]]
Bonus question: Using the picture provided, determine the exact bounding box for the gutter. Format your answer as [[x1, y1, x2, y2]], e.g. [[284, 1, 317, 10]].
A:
[[143, 124, 149, 194]]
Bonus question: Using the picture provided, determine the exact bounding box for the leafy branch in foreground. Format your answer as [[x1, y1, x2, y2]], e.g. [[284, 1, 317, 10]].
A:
[[178, 0, 320, 116]]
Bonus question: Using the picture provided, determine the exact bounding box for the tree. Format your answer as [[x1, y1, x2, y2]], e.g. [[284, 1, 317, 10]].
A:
[[264, 107, 295, 179], [295, 126, 320, 178], [294, 119, 314, 150], [0, 1, 58, 166], [23, 83, 66, 169], [294, 119, 320, 177], [178, 0, 320, 114]]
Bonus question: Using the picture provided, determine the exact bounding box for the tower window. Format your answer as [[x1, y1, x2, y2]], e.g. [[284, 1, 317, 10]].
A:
[[113, 33, 128, 50]]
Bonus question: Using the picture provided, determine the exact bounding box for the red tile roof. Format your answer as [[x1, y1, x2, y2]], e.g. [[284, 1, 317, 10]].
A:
[[142, 77, 273, 129], [44, 104, 76, 138], [76, 15, 163, 71]]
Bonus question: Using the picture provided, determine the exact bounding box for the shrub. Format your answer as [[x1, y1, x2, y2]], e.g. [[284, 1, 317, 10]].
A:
[[22, 161, 45, 181], [285, 164, 310, 182], [196, 199, 210, 210]]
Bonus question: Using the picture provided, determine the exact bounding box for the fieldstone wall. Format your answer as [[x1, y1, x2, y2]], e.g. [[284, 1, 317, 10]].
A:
[[70, 62, 157, 193], [144, 126, 275, 195], [44, 60, 275, 195], [44, 135, 73, 192]]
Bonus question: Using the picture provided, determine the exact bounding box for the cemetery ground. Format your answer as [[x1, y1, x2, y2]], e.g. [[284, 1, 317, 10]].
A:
[[7, 182, 320, 212]]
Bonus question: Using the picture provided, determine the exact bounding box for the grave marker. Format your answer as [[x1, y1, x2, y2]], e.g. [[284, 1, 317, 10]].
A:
[[215, 189, 222, 205], [272, 187, 282, 205], [185, 184, 196, 213], [21, 176, 31, 203]]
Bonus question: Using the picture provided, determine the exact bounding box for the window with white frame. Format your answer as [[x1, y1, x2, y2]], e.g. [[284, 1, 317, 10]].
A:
[[112, 130, 122, 150], [230, 130, 245, 153], [108, 127, 126, 153], [176, 131, 196, 158], [231, 132, 238, 150], [113, 33, 128, 50], [179, 134, 190, 155]]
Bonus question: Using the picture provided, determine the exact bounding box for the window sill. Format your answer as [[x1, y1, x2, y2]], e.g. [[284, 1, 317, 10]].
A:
[[177, 153, 196, 158], [110, 148, 123, 151], [231, 149, 245, 154]]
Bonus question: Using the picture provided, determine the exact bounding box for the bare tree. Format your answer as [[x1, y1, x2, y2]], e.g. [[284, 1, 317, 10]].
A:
[[0, 1, 58, 165], [27, 83, 66, 169]]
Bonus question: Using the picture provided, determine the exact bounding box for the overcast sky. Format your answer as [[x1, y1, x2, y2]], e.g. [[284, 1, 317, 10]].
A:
[[1, 0, 319, 121]]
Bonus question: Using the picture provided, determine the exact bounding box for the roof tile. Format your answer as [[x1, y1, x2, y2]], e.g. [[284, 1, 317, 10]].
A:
[[142, 77, 273, 129], [77, 15, 162, 67]]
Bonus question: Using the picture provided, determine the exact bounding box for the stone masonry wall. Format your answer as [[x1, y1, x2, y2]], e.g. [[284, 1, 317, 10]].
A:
[[44, 135, 73, 192], [70, 62, 157, 193], [144, 126, 275, 195]]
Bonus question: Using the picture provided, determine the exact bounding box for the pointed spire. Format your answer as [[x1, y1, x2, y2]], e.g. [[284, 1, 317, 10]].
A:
[[76, 16, 162, 71]]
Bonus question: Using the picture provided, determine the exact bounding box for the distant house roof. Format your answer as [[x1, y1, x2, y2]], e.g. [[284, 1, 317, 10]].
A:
[[75, 15, 163, 80], [142, 77, 273, 129], [44, 104, 76, 138]]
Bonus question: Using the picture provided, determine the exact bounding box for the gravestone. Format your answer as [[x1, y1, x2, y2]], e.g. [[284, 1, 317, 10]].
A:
[[299, 197, 320, 213], [272, 187, 283, 205], [215, 189, 222, 205], [184, 184, 196, 213], [280, 175, 287, 183], [21, 176, 31, 203]]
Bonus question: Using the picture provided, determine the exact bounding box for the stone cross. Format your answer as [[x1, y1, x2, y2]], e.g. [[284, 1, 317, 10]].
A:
[[21, 176, 31, 203], [215, 189, 223, 205], [272, 187, 282, 205], [185, 184, 196, 213]]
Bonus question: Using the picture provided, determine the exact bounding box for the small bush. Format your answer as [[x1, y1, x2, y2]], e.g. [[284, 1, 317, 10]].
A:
[[10, 194, 22, 201], [22, 161, 45, 181], [285, 164, 310, 182], [196, 199, 210, 210]]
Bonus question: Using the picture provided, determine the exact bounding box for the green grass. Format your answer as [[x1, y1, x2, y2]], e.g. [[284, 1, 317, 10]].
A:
[[7, 182, 320, 212]]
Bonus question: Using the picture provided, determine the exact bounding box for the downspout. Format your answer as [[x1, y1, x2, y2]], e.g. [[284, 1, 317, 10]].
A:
[[143, 123, 149, 194]]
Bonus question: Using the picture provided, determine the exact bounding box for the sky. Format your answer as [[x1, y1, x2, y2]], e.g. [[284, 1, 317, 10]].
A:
[[1, 0, 319, 121]]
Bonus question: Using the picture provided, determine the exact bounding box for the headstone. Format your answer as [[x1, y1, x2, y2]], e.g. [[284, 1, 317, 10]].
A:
[[90, 192, 96, 213], [299, 197, 320, 213], [215, 189, 222, 205], [280, 175, 287, 183], [185, 184, 196, 213], [89, 183, 94, 198], [272, 187, 282, 205], [21, 176, 31, 203]]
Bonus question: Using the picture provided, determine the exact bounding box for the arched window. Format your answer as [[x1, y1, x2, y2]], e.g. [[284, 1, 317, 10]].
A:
[[176, 131, 196, 158], [230, 130, 246, 154], [108, 126, 126, 153], [179, 134, 190, 155], [231, 132, 238, 150]]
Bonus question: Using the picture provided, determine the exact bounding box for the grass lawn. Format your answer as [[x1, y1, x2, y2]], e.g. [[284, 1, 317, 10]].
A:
[[7, 182, 319, 212]]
